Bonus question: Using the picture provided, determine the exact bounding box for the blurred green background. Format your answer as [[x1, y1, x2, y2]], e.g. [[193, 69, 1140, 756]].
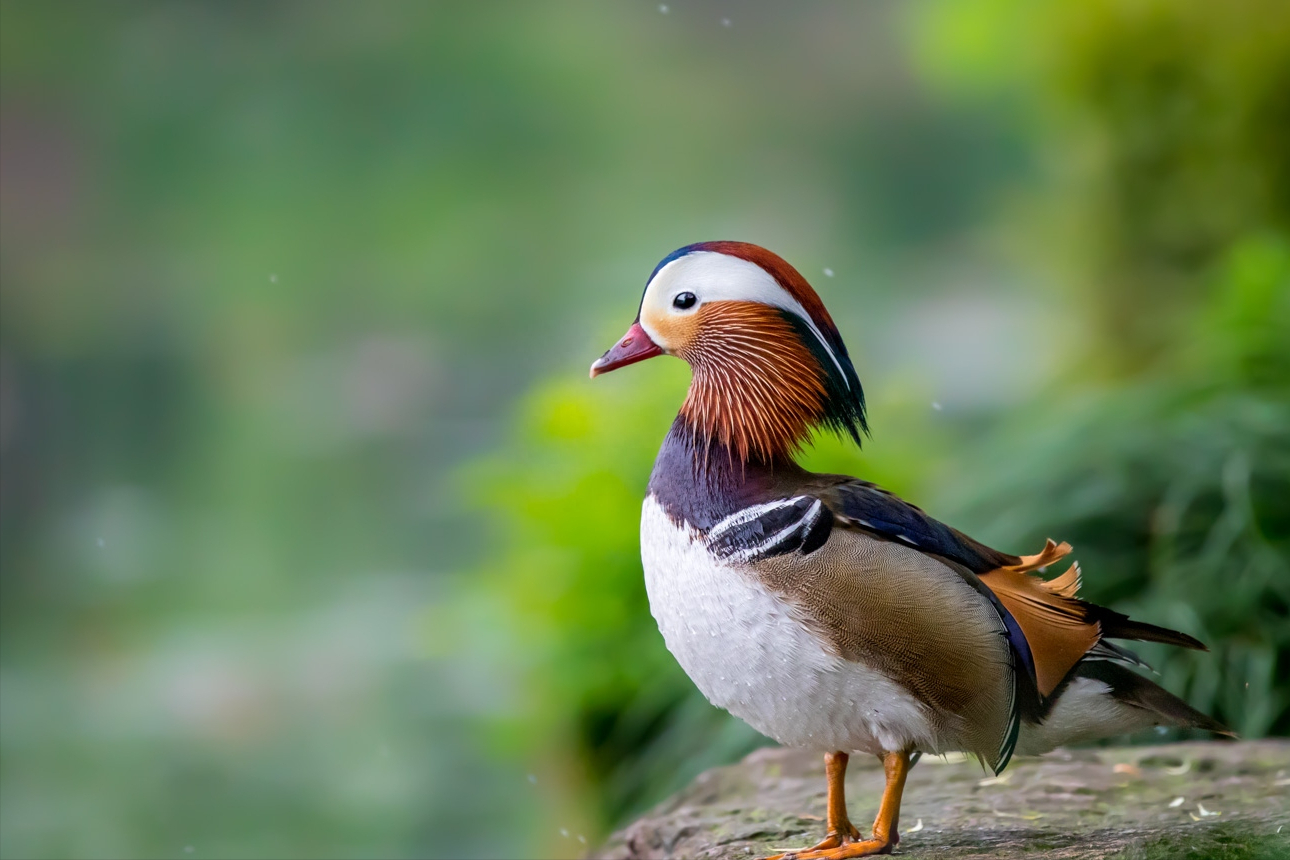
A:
[[1, 2, 1286, 858]]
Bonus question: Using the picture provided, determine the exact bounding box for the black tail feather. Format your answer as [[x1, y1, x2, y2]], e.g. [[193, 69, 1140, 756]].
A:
[[1093, 607, 1208, 651]]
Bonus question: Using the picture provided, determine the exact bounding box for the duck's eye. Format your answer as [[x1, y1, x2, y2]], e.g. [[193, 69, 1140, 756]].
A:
[[672, 292, 697, 310]]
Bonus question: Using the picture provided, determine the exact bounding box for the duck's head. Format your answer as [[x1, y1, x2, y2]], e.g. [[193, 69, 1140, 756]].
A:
[[591, 241, 867, 462]]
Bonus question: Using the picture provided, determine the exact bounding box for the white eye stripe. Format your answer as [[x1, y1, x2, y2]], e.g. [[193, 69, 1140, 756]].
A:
[[641, 252, 850, 389]]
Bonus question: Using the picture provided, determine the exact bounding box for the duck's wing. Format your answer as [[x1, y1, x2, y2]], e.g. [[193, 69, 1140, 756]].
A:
[[807, 476, 1207, 694], [706, 475, 1216, 770]]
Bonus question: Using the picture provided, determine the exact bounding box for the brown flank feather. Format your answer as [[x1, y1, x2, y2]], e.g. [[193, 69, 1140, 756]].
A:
[[678, 301, 833, 463]]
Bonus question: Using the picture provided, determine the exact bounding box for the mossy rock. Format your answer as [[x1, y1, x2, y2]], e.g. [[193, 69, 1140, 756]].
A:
[[600, 740, 1290, 859]]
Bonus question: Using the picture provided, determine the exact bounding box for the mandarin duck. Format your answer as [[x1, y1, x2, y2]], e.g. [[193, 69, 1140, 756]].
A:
[[589, 242, 1231, 859]]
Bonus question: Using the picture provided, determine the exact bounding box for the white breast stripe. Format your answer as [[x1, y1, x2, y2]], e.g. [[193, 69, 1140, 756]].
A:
[[728, 500, 820, 563], [707, 497, 827, 564], [706, 497, 810, 542]]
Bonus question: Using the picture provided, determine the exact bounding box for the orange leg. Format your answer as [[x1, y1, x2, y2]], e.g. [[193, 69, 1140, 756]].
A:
[[764, 750, 911, 860], [881, 754, 900, 849], [814, 752, 863, 850]]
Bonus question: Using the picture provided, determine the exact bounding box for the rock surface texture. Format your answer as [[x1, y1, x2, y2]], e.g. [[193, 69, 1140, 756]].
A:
[[600, 740, 1290, 859]]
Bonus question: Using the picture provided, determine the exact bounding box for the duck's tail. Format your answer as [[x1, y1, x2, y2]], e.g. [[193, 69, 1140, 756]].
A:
[[1014, 659, 1234, 757]]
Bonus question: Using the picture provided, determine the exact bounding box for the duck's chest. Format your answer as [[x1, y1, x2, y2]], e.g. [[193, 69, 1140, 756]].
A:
[[638, 495, 932, 754]]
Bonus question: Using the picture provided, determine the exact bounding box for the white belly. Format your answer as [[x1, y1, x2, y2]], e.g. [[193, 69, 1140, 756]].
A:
[[640, 495, 935, 754]]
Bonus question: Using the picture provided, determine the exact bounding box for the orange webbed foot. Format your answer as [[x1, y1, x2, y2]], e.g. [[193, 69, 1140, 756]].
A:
[[761, 833, 893, 860], [763, 818, 863, 859]]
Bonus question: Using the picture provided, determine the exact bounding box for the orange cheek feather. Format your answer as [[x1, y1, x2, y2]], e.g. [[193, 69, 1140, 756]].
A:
[[677, 302, 830, 462], [641, 305, 701, 354]]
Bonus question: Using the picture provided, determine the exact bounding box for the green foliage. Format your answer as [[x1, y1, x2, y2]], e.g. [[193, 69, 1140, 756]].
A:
[[1047, 0, 1290, 369], [918, 0, 1290, 369]]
